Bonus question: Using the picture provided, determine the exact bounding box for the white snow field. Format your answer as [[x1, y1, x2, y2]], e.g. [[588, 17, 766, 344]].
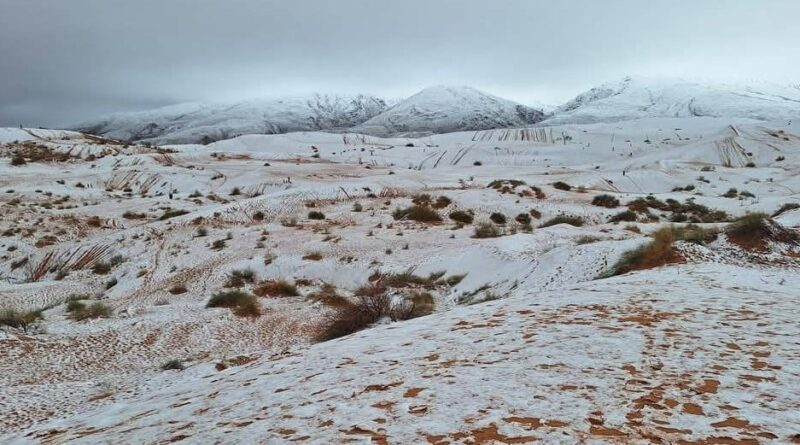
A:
[[1, 113, 800, 444]]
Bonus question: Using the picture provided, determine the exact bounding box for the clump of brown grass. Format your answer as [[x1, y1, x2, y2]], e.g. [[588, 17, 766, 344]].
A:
[[393, 205, 442, 223], [605, 227, 684, 276], [725, 213, 798, 251], [206, 290, 260, 317], [253, 279, 299, 297]]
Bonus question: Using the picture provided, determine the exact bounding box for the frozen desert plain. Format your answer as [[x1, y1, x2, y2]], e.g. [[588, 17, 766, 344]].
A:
[[2, 87, 800, 443]]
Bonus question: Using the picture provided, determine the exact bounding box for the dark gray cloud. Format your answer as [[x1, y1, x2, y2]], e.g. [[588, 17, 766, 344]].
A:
[[2, 0, 799, 127]]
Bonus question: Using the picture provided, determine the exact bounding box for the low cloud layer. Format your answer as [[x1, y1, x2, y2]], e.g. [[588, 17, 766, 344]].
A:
[[2, 0, 799, 127]]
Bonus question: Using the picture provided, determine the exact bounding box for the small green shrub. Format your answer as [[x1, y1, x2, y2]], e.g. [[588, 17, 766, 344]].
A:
[[308, 211, 325, 220], [0, 307, 43, 331], [206, 290, 260, 317], [540, 215, 585, 228], [609, 210, 637, 223], [449, 210, 474, 224], [473, 222, 502, 238]]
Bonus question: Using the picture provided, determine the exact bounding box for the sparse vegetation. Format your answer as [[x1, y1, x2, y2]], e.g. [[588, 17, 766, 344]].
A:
[[489, 212, 507, 224], [67, 300, 112, 321], [449, 210, 474, 224], [725, 213, 797, 251], [609, 210, 638, 223], [605, 228, 683, 276], [0, 307, 43, 332], [773, 203, 800, 217], [254, 279, 299, 297], [592, 194, 620, 208], [225, 268, 257, 288], [206, 290, 260, 317], [540, 215, 585, 228], [308, 211, 325, 220], [393, 205, 442, 223], [552, 181, 572, 191], [473, 222, 502, 238], [159, 209, 189, 220]]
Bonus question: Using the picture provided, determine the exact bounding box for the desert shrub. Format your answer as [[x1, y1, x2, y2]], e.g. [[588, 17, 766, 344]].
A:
[[529, 208, 542, 219], [722, 188, 739, 198], [489, 212, 507, 224], [473, 222, 502, 238], [159, 209, 189, 220], [606, 228, 682, 276], [230, 187, 242, 196], [168, 284, 188, 295], [739, 190, 755, 199], [449, 210, 473, 224], [530, 186, 546, 199], [514, 213, 531, 225], [609, 210, 638, 223], [0, 307, 43, 331], [206, 290, 260, 317], [68, 301, 112, 321], [473, 161, 482, 166], [105, 277, 118, 289], [211, 239, 226, 250], [575, 235, 602, 245], [411, 193, 432, 206], [432, 196, 452, 209], [91, 261, 112, 275], [308, 211, 325, 220], [552, 181, 572, 191], [488, 179, 526, 190], [671, 224, 717, 245], [225, 268, 257, 288], [352, 202, 363, 212], [122, 211, 146, 219], [745, 162, 756, 168], [540, 215, 585, 228], [592, 194, 620, 208], [161, 359, 184, 371], [393, 205, 442, 223], [253, 211, 265, 221], [392, 291, 435, 320], [315, 300, 380, 341], [253, 279, 299, 297], [725, 213, 796, 251], [773, 203, 800, 217], [10, 155, 26, 166], [303, 251, 323, 261]]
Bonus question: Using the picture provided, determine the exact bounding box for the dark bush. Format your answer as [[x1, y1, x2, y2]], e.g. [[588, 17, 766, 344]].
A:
[[592, 194, 620, 208], [489, 212, 507, 224], [393, 205, 442, 223], [449, 210, 474, 224], [552, 181, 572, 191], [206, 290, 260, 317], [540, 215, 585, 228]]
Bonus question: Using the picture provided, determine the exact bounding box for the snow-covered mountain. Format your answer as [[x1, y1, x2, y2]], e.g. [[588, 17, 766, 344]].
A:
[[355, 85, 545, 136], [74, 94, 388, 145], [546, 76, 800, 124]]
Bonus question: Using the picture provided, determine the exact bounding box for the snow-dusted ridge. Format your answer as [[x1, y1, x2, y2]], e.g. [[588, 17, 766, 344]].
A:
[[545, 76, 800, 124], [74, 93, 388, 145], [354, 85, 545, 136]]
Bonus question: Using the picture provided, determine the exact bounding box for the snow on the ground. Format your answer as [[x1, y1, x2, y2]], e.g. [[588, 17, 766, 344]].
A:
[[7, 263, 800, 444], [1, 115, 799, 443]]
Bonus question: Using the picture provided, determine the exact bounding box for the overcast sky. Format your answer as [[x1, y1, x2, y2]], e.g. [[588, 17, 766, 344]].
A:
[[2, 0, 799, 127]]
